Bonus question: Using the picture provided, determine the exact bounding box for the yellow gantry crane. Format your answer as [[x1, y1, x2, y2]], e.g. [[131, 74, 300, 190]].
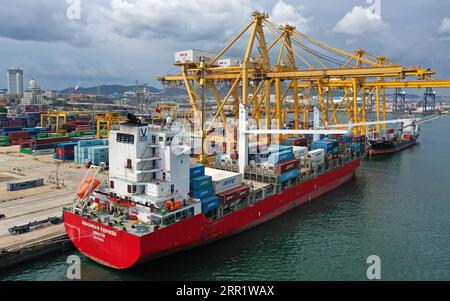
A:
[[40, 110, 92, 132], [96, 113, 128, 139], [158, 11, 450, 159]]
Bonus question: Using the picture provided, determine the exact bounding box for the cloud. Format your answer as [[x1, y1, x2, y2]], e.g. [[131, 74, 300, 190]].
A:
[[439, 18, 450, 33], [333, 6, 389, 35], [0, 0, 95, 47], [270, 1, 311, 32], [102, 0, 255, 42]]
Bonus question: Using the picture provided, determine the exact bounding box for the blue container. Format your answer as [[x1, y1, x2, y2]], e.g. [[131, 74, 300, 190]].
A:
[[279, 168, 299, 182], [312, 139, 339, 153], [190, 175, 212, 191], [191, 186, 213, 199], [268, 150, 294, 165], [201, 196, 220, 213], [59, 142, 77, 150], [190, 164, 205, 178], [77, 139, 104, 147], [268, 145, 293, 153], [34, 143, 57, 150]]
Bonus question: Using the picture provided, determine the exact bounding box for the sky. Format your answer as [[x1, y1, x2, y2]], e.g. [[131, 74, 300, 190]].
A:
[[1, 0, 450, 92]]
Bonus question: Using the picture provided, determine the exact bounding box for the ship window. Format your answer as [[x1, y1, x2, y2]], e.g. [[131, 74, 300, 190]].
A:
[[110, 180, 115, 189], [133, 185, 137, 193], [126, 159, 132, 169], [117, 133, 135, 144], [127, 185, 132, 193], [159, 136, 164, 142]]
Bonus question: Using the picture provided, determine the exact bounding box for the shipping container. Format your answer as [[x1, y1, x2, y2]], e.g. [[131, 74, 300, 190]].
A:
[[311, 139, 339, 153], [268, 144, 293, 153], [190, 164, 205, 178], [190, 175, 212, 191], [201, 196, 220, 213], [292, 146, 308, 158], [6, 178, 44, 191], [284, 136, 308, 146], [279, 168, 300, 183], [267, 150, 294, 165], [273, 159, 298, 174], [205, 168, 243, 194], [175, 49, 215, 64], [217, 184, 250, 206], [218, 58, 242, 67], [191, 186, 213, 199]]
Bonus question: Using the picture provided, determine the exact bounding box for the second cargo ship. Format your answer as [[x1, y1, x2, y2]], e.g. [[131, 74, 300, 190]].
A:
[[64, 112, 365, 269]]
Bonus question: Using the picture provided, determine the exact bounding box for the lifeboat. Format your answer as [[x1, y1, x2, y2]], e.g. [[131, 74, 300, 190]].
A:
[[77, 176, 101, 199], [165, 200, 183, 212]]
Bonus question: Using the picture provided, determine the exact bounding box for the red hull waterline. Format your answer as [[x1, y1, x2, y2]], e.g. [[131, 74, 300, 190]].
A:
[[64, 159, 361, 269], [368, 138, 417, 156]]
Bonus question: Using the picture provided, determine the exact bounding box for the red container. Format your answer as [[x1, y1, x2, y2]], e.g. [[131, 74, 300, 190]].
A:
[[8, 131, 29, 140], [8, 120, 23, 126], [217, 184, 250, 206], [76, 127, 91, 131], [35, 137, 70, 145], [386, 129, 394, 134], [56, 149, 74, 155], [274, 159, 298, 174], [68, 121, 90, 126]]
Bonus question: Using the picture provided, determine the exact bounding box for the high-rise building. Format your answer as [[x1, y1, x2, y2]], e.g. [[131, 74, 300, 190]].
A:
[[7, 67, 24, 96]]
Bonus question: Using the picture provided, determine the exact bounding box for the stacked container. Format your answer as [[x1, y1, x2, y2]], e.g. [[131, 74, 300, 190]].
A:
[[283, 136, 307, 147], [205, 168, 243, 194], [74, 139, 109, 164], [189, 164, 218, 213], [306, 149, 325, 167], [55, 142, 77, 161], [311, 139, 340, 155]]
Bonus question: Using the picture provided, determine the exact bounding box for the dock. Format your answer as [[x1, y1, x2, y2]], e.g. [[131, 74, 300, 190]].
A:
[[0, 146, 87, 270]]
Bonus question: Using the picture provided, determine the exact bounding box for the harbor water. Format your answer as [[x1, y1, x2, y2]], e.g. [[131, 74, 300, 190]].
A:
[[1, 115, 450, 281]]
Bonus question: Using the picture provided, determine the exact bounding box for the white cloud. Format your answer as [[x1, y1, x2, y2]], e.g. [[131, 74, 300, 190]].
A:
[[270, 1, 311, 32], [439, 18, 450, 33], [333, 6, 389, 35], [102, 0, 255, 42]]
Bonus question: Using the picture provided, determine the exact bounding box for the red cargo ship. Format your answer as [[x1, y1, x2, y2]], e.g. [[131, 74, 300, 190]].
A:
[[64, 117, 363, 269]]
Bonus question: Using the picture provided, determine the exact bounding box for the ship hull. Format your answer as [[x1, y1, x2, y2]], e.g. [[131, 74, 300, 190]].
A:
[[368, 137, 418, 156], [64, 158, 361, 269]]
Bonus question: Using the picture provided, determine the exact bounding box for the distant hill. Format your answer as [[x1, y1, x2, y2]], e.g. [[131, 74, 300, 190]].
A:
[[60, 84, 186, 97]]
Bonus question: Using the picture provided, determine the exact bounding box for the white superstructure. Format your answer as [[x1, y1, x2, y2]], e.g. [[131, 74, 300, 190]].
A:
[[108, 120, 193, 210]]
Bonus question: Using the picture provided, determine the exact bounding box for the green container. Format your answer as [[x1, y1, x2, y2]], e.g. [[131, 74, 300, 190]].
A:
[[79, 131, 95, 136], [0, 136, 10, 142], [20, 148, 33, 154], [37, 133, 49, 138]]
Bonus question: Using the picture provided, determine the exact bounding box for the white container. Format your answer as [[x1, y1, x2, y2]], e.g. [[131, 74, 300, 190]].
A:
[[218, 58, 242, 67], [175, 50, 216, 64], [205, 168, 242, 194], [307, 149, 325, 159], [292, 146, 308, 158]]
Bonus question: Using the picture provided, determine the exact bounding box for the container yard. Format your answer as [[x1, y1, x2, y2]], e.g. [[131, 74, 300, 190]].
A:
[[1, 1, 450, 286]]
